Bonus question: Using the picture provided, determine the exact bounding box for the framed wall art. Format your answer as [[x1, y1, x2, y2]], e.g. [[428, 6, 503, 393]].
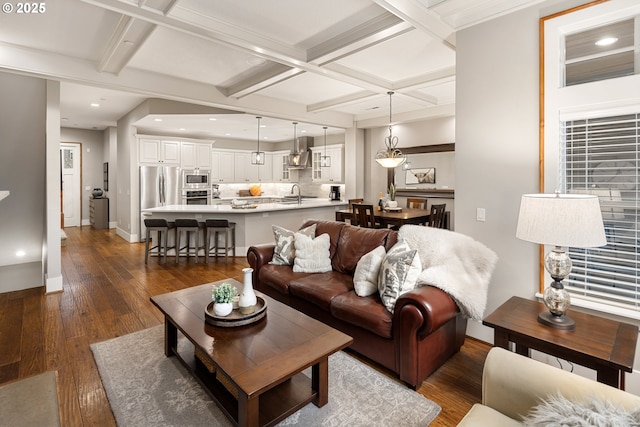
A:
[[405, 167, 436, 185]]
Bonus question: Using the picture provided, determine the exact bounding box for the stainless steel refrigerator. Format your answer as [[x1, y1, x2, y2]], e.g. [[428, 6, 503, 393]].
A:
[[139, 165, 180, 242]]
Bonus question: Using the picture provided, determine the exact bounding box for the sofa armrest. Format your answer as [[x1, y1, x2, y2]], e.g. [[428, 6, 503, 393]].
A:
[[247, 244, 275, 288], [393, 285, 460, 337], [482, 347, 640, 421]]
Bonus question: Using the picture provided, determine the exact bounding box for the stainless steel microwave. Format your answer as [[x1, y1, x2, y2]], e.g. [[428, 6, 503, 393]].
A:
[[181, 169, 210, 189]]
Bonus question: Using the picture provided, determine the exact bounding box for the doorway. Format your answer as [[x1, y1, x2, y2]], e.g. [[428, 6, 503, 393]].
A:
[[60, 143, 81, 227]]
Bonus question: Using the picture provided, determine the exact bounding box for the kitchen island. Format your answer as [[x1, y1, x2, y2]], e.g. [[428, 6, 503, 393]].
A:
[[142, 199, 348, 255]]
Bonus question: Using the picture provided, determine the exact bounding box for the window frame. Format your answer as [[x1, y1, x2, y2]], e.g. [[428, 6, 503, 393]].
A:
[[540, 0, 640, 319]]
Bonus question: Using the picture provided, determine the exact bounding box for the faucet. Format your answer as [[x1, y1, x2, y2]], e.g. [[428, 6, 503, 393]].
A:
[[291, 184, 301, 205]]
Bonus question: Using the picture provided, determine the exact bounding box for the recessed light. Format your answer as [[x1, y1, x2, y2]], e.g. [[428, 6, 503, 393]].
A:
[[260, 124, 266, 128], [16, 250, 25, 257], [61, 117, 69, 121], [209, 118, 217, 121], [225, 133, 232, 136], [153, 118, 163, 122], [179, 128, 186, 131], [90, 103, 100, 108], [301, 130, 307, 133], [595, 37, 618, 46]]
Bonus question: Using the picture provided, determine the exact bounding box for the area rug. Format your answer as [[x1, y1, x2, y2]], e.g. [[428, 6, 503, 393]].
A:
[[0, 371, 60, 427], [91, 326, 440, 426]]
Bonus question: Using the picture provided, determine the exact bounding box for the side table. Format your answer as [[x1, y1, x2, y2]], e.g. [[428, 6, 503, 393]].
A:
[[483, 296, 638, 389]]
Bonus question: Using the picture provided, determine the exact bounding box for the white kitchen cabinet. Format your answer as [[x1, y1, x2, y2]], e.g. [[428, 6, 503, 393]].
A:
[[256, 153, 274, 182], [234, 152, 260, 182], [311, 144, 343, 182], [181, 142, 211, 169], [272, 150, 298, 182], [211, 150, 235, 182], [139, 139, 180, 165]]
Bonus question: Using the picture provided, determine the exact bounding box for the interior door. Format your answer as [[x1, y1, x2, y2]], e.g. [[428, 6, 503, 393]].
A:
[[60, 143, 81, 227]]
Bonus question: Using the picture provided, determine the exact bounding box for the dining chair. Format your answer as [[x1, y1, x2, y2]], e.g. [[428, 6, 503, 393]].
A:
[[406, 198, 427, 209], [348, 198, 364, 210], [428, 204, 447, 229], [346, 198, 364, 225], [352, 203, 378, 228]]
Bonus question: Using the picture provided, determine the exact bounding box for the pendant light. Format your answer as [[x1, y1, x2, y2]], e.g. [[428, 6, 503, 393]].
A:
[[250, 116, 265, 165], [375, 91, 406, 168], [320, 126, 331, 167]]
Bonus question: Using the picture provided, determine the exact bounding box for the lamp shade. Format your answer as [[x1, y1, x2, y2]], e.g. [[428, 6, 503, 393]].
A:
[[516, 193, 606, 248]]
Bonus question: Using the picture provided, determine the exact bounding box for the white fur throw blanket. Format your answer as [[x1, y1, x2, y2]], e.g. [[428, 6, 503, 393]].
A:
[[398, 225, 498, 321]]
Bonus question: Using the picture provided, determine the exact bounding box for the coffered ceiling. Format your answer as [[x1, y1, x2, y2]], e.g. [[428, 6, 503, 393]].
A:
[[0, 0, 546, 141]]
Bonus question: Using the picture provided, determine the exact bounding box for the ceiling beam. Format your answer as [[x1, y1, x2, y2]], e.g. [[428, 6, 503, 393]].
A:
[[0, 40, 355, 128], [226, 64, 304, 98], [308, 15, 413, 65], [393, 66, 456, 91], [372, 0, 456, 50], [97, 16, 155, 74], [307, 91, 379, 113], [81, 0, 403, 94], [227, 13, 412, 100]]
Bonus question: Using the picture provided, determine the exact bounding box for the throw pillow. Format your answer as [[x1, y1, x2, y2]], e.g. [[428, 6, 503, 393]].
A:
[[377, 240, 421, 313], [293, 233, 332, 273], [270, 224, 317, 265], [523, 393, 640, 427], [354, 246, 386, 297]]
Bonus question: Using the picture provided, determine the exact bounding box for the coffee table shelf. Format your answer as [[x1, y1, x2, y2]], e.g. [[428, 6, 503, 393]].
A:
[[151, 280, 353, 427]]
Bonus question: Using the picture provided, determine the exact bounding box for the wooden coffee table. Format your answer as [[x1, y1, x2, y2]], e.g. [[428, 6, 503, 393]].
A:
[[483, 296, 638, 389], [151, 280, 353, 427]]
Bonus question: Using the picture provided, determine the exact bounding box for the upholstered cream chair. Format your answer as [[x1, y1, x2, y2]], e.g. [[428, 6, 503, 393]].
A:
[[458, 347, 640, 426]]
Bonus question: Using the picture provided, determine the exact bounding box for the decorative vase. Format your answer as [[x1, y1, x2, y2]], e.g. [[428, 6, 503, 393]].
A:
[[92, 188, 103, 198], [387, 200, 398, 208], [213, 302, 233, 317], [239, 267, 257, 314]]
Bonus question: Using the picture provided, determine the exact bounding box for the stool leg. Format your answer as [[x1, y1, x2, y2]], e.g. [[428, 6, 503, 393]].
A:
[[231, 227, 236, 257], [224, 229, 229, 261], [194, 229, 199, 263], [163, 230, 168, 263], [145, 229, 151, 264], [175, 229, 180, 264], [205, 228, 210, 263], [214, 231, 219, 259]]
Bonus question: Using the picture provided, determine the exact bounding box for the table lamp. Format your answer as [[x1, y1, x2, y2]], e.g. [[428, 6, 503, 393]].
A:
[[516, 193, 607, 330]]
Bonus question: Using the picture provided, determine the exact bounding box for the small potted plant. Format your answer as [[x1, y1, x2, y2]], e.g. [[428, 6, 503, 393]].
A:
[[387, 183, 398, 208], [212, 283, 238, 317]]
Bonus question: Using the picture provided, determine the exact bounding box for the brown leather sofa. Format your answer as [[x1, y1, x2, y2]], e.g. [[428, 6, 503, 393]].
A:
[[247, 219, 467, 388]]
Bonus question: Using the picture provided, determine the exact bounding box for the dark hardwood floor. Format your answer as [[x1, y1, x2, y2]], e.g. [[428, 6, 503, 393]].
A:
[[0, 226, 490, 426]]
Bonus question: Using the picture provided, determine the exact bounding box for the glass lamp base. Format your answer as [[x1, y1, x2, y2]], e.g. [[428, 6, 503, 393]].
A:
[[537, 311, 576, 330]]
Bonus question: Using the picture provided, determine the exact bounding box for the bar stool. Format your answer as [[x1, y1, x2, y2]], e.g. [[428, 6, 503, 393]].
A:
[[204, 219, 236, 262], [144, 219, 174, 263], [174, 218, 202, 263]]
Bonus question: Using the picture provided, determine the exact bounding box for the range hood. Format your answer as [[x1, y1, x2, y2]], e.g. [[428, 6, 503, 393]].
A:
[[288, 150, 310, 169], [287, 130, 310, 169]]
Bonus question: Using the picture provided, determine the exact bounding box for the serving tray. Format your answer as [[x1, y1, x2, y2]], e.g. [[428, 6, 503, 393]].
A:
[[205, 296, 267, 327]]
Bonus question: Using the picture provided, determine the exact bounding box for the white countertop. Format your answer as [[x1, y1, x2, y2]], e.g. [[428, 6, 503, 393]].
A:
[[143, 199, 347, 214], [0, 191, 9, 202]]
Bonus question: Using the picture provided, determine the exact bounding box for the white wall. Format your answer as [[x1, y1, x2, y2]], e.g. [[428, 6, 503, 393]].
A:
[[104, 127, 117, 227], [456, 0, 640, 393], [0, 72, 46, 292], [61, 128, 106, 225]]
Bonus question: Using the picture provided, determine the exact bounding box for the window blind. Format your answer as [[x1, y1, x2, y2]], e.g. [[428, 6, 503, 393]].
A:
[[562, 113, 639, 311]]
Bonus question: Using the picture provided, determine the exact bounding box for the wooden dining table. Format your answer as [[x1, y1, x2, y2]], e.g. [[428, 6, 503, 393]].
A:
[[335, 206, 433, 228]]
